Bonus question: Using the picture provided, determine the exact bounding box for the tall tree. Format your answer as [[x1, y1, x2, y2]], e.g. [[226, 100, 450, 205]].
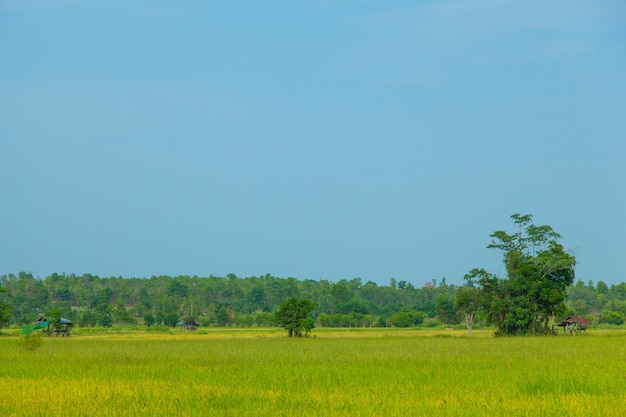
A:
[[476, 214, 576, 336]]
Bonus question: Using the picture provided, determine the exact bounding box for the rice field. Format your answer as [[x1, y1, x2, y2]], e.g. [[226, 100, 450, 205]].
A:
[[1, 328, 625, 416]]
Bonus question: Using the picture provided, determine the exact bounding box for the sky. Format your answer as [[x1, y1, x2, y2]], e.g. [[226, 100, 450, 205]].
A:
[[1, 0, 625, 286]]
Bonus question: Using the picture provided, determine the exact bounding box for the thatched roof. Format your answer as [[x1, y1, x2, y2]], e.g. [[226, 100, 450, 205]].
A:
[[557, 315, 592, 326]]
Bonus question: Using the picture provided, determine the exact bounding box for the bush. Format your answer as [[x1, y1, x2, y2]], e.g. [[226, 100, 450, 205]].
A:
[[390, 311, 425, 328], [164, 312, 179, 327], [21, 332, 43, 351], [143, 314, 156, 327], [600, 310, 624, 325]]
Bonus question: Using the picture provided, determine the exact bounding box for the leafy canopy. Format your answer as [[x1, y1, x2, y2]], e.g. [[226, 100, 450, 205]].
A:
[[468, 214, 576, 336], [274, 297, 316, 337]]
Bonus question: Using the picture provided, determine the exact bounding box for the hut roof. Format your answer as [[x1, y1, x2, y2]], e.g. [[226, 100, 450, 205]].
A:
[[557, 315, 592, 326], [36, 317, 72, 324]]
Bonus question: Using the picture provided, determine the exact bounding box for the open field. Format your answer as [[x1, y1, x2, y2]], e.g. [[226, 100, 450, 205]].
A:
[[1, 329, 625, 416]]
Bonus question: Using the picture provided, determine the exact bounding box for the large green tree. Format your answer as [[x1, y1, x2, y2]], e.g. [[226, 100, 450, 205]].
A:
[[274, 297, 316, 337], [471, 214, 576, 336]]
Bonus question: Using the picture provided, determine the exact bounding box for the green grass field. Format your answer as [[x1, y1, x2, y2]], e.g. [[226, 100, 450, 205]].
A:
[[1, 328, 625, 416]]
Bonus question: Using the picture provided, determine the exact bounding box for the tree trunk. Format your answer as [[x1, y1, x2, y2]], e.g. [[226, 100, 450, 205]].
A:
[[464, 312, 473, 335]]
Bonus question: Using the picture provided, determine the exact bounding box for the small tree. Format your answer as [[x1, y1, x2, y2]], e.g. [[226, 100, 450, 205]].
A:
[[435, 294, 460, 325], [95, 303, 113, 327], [455, 282, 482, 335], [275, 297, 316, 337]]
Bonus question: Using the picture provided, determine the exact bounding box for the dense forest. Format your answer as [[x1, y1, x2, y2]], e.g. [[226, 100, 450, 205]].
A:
[[1, 271, 625, 329]]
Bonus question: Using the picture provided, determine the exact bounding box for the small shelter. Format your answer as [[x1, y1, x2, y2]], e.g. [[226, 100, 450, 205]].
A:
[[56, 317, 73, 336], [34, 316, 73, 336], [557, 316, 592, 334], [177, 318, 199, 332]]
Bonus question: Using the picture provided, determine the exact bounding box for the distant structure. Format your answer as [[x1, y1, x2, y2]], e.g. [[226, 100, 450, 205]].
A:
[[177, 318, 199, 332], [54, 317, 73, 336], [557, 316, 592, 334], [25, 317, 73, 336]]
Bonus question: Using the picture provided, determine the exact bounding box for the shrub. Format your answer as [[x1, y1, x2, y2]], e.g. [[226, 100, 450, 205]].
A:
[[390, 311, 425, 328], [21, 332, 43, 351], [600, 310, 624, 325]]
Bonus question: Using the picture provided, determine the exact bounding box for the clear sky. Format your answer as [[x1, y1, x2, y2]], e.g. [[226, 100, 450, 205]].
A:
[[1, 0, 625, 286]]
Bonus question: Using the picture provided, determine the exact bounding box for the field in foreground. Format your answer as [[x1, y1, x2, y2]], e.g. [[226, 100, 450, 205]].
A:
[[1, 329, 625, 416]]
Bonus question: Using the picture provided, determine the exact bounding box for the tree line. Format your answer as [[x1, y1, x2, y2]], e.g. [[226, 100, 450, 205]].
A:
[[1, 271, 624, 331], [1, 215, 625, 333], [0, 271, 460, 329]]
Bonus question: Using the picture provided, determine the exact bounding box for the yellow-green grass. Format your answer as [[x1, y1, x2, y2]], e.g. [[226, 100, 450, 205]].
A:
[[1, 329, 624, 416]]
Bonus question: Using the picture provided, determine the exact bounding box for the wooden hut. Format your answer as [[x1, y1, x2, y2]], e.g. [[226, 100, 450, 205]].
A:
[[34, 316, 73, 336], [55, 317, 73, 336], [177, 318, 199, 332], [557, 316, 592, 334]]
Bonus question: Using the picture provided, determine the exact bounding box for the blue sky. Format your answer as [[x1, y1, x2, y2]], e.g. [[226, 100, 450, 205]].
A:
[[1, 0, 625, 286]]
